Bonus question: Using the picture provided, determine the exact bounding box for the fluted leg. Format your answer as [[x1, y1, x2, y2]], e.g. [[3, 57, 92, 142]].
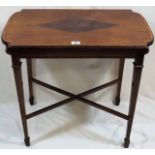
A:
[[26, 59, 34, 105], [114, 58, 125, 106], [124, 55, 144, 148], [12, 56, 30, 146]]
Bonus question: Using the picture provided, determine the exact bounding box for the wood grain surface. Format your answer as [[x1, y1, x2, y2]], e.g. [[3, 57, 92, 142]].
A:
[[2, 9, 154, 48]]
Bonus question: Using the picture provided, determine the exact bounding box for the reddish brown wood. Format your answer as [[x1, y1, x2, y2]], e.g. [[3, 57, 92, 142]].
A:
[[12, 56, 30, 146], [32, 78, 119, 98], [2, 10, 153, 48], [26, 59, 34, 105], [1, 9, 154, 148], [114, 58, 125, 105], [28, 78, 128, 119], [124, 54, 144, 148], [6, 46, 149, 58]]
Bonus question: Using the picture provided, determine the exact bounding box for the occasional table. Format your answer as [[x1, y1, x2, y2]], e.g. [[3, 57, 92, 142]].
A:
[[1, 9, 154, 148]]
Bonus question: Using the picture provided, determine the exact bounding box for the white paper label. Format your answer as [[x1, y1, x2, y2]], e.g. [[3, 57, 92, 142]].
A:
[[71, 40, 81, 45]]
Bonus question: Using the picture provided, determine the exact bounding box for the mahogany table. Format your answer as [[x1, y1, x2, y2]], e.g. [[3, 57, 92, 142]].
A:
[[1, 9, 154, 148]]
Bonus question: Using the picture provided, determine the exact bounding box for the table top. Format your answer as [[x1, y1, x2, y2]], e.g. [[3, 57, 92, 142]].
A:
[[2, 9, 154, 50]]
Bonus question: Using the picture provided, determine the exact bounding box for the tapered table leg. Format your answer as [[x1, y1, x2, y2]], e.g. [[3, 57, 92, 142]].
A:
[[12, 56, 30, 146], [124, 55, 144, 148], [114, 58, 125, 106], [26, 59, 34, 105]]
